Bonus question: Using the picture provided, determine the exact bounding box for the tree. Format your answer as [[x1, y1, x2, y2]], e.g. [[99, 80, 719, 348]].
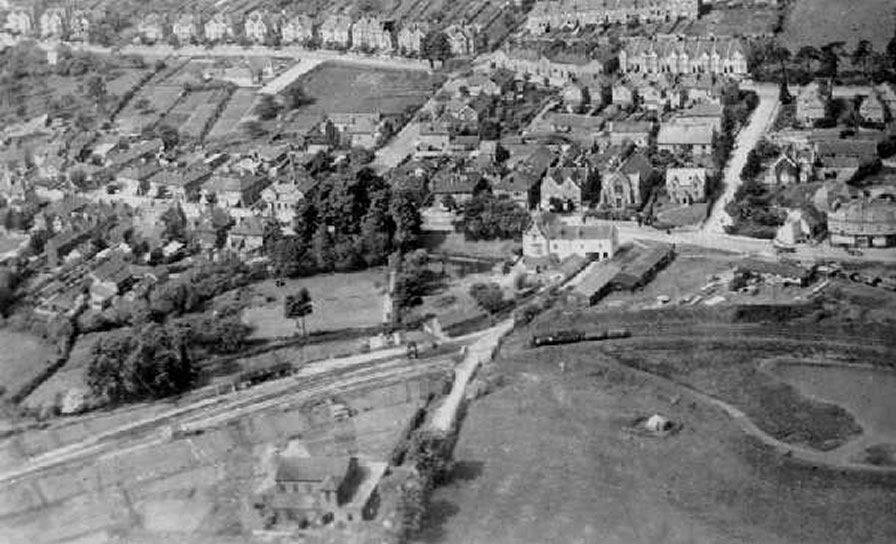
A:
[[85, 75, 107, 108], [819, 41, 846, 79], [255, 94, 281, 120], [161, 204, 187, 242], [284, 85, 314, 110], [360, 189, 392, 266], [284, 287, 313, 336], [795, 45, 822, 74], [389, 190, 422, 251], [469, 282, 505, 314], [243, 120, 268, 139], [312, 223, 335, 271], [155, 124, 179, 151], [29, 229, 50, 255], [768, 46, 792, 85], [888, 31, 896, 70], [422, 31, 452, 65], [852, 40, 873, 78], [459, 194, 531, 241], [70, 169, 88, 190]]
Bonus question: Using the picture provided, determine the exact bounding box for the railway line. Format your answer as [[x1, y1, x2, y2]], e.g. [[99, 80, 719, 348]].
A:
[[0, 350, 454, 486]]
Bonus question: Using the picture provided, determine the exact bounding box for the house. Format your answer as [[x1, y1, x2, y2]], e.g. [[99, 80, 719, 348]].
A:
[[618, 36, 748, 78], [828, 196, 896, 248], [764, 153, 800, 186], [612, 83, 636, 107], [351, 16, 393, 52], [280, 13, 314, 44], [105, 139, 163, 172], [138, 13, 166, 44], [438, 99, 480, 132], [116, 163, 161, 196], [526, 0, 700, 34], [678, 75, 730, 106], [449, 134, 481, 154], [320, 13, 353, 48], [494, 170, 541, 210], [430, 169, 486, 205], [258, 456, 363, 527], [638, 84, 669, 111], [657, 123, 714, 156], [491, 47, 606, 87], [814, 139, 878, 182], [5, 8, 33, 35], [445, 74, 501, 98], [39, 7, 67, 39], [673, 103, 723, 132], [414, 122, 451, 158], [444, 24, 475, 57], [874, 83, 896, 119], [327, 113, 382, 149], [201, 174, 270, 208], [68, 10, 91, 41], [228, 215, 265, 254], [736, 258, 812, 287], [150, 166, 212, 200], [88, 256, 134, 310], [523, 214, 618, 262], [397, 22, 428, 56], [775, 208, 824, 246], [542, 112, 604, 146], [261, 180, 305, 223], [540, 165, 592, 212], [665, 167, 706, 205], [608, 121, 653, 147], [245, 10, 274, 44], [796, 81, 831, 126], [600, 152, 655, 210], [204, 13, 235, 42], [858, 94, 886, 124], [172, 13, 199, 44]]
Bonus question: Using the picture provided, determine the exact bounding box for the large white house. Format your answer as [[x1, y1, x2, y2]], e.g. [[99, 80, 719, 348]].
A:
[[524, 214, 618, 261], [619, 37, 748, 78]]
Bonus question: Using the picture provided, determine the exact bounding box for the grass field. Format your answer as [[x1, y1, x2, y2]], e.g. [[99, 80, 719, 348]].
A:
[[240, 270, 388, 340], [780, 0, 895, 51], [423, 314, 896, 544], [206, 88, 258, 141], [0, 329, 56, 399], [292, 62, 441, 117]]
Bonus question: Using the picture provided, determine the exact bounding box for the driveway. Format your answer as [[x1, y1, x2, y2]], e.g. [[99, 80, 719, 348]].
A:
[[703, 83, 780, 234]]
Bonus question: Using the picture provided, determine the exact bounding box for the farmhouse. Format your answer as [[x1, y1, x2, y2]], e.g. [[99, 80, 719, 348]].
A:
[[665, 167, 706, 205], [258, 456, 365, 527], [526, 0, 700, 34], [523, 214, 618, 262], [619, 37, 748, 78], [828, 197, 896, 248]]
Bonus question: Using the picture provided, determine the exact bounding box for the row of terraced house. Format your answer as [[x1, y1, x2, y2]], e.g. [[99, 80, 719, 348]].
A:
[[526, 0, 701, 35], [2, 6, 477, 57]]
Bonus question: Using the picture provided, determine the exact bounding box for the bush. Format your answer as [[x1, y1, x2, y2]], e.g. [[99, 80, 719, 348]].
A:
[[469, 282, 506, 314]]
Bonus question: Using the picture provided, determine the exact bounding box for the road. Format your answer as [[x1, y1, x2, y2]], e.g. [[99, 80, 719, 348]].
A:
[[372, 121, 421, 173], [24, 36, 431, 72], [703, 83, 780, 234]]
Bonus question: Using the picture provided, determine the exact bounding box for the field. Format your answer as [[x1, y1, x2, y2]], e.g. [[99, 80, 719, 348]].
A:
[[0, 329, 57, 401], [206, 88, 259, 141], [240, 270, 388, 340], [292, 62, 441, 118], [779, 0, 896, 51], [423, 311, 896, 544], [22, 332, 105, 413]]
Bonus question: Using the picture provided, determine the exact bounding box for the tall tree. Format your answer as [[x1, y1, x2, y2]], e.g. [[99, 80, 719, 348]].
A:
[[768, 46, 792, 85], [795, 45, 821, 74], [422, 31, 452, 66], [820, 41, 846, 79], [851, 40, 873, 78]]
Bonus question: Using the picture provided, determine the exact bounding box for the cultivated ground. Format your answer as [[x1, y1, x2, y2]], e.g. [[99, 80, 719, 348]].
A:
[[422, 308, 896, 544], [779, 0, 896, 51]]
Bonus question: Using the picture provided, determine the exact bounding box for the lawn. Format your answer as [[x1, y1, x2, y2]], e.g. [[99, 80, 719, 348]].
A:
[[291, 62, 441, 117], [422, 315, 896, 544], [206, 88, 257, 141], [653, 201, 708, 228], [0, 329, 57, 399], [22, 331, 104, 412], [240, 270, 389, 340], [780, 0, 895, 51]]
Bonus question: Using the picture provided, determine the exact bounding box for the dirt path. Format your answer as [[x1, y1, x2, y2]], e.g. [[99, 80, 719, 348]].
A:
[[605, 353, 896, 474]]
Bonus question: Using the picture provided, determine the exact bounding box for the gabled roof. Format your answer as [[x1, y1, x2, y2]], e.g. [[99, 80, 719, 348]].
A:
[[620, 152, 654, 180], [275, 456, 352, 492], [657, 123, 713, 146]]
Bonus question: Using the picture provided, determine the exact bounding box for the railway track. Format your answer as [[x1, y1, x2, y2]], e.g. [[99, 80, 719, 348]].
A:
[[0, 353, 453, 485]]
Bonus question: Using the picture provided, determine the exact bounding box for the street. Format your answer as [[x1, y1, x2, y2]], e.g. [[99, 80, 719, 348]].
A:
[[703, 82, 780, 234]]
